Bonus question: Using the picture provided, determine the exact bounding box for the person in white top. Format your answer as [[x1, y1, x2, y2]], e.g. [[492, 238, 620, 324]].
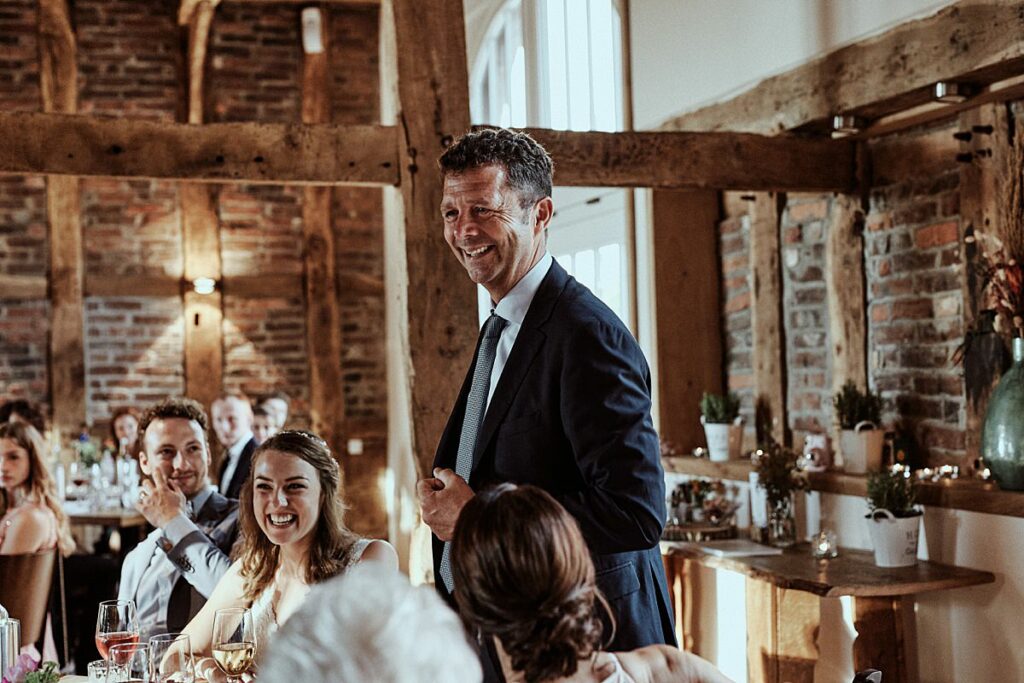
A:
[[452, 484, 732, 683], [212, 393, 257, 500], [182, 430, 398, 681]]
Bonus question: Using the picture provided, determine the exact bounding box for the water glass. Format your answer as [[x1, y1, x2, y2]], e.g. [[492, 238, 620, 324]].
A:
[[87, 660, 109, 683], [149, 633, 194, 683], [108, 642, 150, 682]]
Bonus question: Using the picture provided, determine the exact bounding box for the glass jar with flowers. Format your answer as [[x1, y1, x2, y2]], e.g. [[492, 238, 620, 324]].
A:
[[752, 439, 806, 547]]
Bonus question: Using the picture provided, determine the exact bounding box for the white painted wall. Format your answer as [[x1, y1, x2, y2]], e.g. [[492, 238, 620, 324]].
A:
[[629, 0, 954, 130]]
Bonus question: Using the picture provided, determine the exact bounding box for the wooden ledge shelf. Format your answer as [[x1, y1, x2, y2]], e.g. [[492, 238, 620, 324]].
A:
[[663, 456, 1024, 519], [661, 541, 994, 598]]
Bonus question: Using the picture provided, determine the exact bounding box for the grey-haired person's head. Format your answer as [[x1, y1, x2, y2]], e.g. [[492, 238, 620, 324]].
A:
[[260, 563, 482, 683]]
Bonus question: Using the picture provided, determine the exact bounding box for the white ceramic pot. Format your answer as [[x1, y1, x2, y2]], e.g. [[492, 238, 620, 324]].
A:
[[866, 509, 921, 567], [840, 421, 885, 473], [701, 416, 743, 462]]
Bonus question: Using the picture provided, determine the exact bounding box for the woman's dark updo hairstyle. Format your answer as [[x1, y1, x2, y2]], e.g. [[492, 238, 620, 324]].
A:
[[451, 483, 606, 682]]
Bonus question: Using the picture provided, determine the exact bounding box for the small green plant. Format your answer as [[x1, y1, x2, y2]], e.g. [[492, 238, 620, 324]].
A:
[[700, 392, 741, 424], [866, 468, 919, 518], [833, 380, 883, 430], [752, 438, 806, 508]]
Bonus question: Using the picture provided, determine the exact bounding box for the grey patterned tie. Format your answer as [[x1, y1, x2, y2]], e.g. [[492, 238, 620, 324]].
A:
[[438, 313, 507, 592]]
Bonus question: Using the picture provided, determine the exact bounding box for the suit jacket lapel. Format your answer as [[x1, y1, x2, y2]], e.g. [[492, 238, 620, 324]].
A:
[[471, 261, 570, 472]]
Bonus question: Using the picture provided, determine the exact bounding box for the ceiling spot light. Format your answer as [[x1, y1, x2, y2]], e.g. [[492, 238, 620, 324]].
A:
[[831, 115, 865, 139], [301, 7, 323, 54], [192, 277, 216, 295], [933, 81, 974, 104]]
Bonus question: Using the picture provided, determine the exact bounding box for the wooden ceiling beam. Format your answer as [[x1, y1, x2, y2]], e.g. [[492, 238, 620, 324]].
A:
[[661, 1, 1024, 136], [0, 112, 399, 186], [523, 128, 856, 191]]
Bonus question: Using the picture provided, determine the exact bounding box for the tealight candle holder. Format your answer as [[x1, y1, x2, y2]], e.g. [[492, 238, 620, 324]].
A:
[[812, 529, 839, 559]]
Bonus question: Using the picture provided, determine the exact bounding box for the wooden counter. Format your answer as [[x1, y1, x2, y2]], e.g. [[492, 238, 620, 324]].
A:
[[661, 541, 995, 683]]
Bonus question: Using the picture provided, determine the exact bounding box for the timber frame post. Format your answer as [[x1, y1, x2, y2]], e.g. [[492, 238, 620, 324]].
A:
[[39, 0, 84, 439]]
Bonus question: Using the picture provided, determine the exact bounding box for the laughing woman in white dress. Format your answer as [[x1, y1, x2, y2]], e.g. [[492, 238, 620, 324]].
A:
[[181, 430, 397, 680]]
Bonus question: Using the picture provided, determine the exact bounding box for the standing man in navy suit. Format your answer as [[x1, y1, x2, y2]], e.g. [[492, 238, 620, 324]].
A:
[[417, 128, 674, 672]]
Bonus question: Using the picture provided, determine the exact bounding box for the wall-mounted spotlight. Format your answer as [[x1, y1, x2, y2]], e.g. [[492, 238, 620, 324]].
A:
[[831, 114, 865, 139], [933, 81, 974, 104], [192, 277, 217, 295], [301, 7, 323, 54]]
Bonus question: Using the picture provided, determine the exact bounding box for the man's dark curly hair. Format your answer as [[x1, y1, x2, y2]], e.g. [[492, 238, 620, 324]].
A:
[[137, 396, 209, 452], [438, 128, 554, 208]]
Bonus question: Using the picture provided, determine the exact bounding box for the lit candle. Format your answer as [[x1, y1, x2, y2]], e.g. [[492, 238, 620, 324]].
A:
[[812, 529, 839, 559]]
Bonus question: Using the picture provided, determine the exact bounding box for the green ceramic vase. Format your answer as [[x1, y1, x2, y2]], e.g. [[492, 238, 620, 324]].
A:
[[982, 337, 1024, 490]]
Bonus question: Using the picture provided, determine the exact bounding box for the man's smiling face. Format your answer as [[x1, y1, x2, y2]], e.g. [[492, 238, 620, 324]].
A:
[[440, 164, 549, 302]]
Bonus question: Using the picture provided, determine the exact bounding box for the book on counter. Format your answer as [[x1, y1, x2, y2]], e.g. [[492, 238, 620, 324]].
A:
[[695, 539, 783, 557]]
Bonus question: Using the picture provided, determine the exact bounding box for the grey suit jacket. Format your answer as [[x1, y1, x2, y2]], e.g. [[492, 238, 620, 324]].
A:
[[118, 490, 239, 635]]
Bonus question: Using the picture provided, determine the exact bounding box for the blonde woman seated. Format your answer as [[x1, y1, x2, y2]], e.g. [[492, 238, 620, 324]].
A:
[[0, 422, 74, 556], [452, 484, 732, 683], [182, 430, 397, 680]]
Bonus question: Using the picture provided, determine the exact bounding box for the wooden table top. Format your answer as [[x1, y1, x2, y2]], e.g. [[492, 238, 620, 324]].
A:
[[66, 508, 147, 527], [662, 541, 995, 598]]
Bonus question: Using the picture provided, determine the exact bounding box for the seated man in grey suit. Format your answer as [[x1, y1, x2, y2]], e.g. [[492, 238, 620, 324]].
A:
[[118, 397, 239, 641]]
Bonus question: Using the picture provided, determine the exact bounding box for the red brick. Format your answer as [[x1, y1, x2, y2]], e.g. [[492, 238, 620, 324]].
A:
[[786, 200, 829, 223], [877, 258, 892, 277], [727, 373, 754, 390], [867, 212, 892, 232], [724, 291, 751, 313], [914, 221, 959, 249], [871, 303, 891, 322], [784, 226, 802, 244], [892, 298, 933, 320]]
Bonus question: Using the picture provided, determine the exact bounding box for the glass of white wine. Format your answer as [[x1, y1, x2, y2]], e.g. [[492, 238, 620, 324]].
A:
[[211, 608, 256, 683]]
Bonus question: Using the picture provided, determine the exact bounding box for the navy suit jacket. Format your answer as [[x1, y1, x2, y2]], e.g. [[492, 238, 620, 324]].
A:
[[218, 437, 256, 501], [433, 260, 675, 652]]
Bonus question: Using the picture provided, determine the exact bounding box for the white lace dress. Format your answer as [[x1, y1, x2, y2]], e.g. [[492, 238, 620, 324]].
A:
[[250, 538, 371, 657]]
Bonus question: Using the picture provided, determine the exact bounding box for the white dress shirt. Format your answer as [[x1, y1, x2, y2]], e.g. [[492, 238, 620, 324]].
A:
[[219, 431, 253, 493], [488, 252, 553, 410]]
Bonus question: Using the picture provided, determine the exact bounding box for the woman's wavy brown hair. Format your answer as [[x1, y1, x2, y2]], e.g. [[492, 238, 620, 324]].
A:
[[0, 422, 75, 556], [452, 483, 608, 682], [237, 430, 359, 601]]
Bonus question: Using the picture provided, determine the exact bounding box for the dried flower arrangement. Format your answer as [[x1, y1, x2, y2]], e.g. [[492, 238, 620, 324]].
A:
[[954, 125, 1024, 403]]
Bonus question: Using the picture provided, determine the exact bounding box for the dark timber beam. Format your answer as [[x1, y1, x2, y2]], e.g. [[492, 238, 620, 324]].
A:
[[0, 112, 400, 186]]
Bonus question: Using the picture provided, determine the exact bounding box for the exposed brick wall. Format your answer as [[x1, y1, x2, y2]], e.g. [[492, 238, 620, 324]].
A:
[[781, 194, 832, 442], [76, 0, 180, 120], [82, 179, 183, 277], [334, 187, 386, 423], [866, 126, 964, 465], [0, 0, 40, 112], [219, 184, 304, 277], [718, 194, 754, 429], [208, 5, 301, 123], [84, 297, 186, 425], [0, 300, 49, 407], [222, 295, 310, 428], [329, 6, 380, 125], [0, 176, 47, 277]]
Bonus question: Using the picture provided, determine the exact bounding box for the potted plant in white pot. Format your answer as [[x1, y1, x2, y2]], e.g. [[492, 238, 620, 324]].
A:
[[833, 381, 885, 473], [699, 392, 742, 462], [865, 467, 922, 567]]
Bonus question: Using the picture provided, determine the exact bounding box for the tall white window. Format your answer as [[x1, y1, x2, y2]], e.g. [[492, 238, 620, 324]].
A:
[[470, 0, 632, 328]]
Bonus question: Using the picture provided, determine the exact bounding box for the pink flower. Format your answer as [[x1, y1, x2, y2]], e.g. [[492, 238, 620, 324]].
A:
[[2, 652, 39, 683]]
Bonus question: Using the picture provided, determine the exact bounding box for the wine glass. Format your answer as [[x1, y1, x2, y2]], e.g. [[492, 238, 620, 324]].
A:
[[107, 642, 149, 682], [148, 633, 194, 683], [211, 608, 255, 683], [96, 600, 140, 661]]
